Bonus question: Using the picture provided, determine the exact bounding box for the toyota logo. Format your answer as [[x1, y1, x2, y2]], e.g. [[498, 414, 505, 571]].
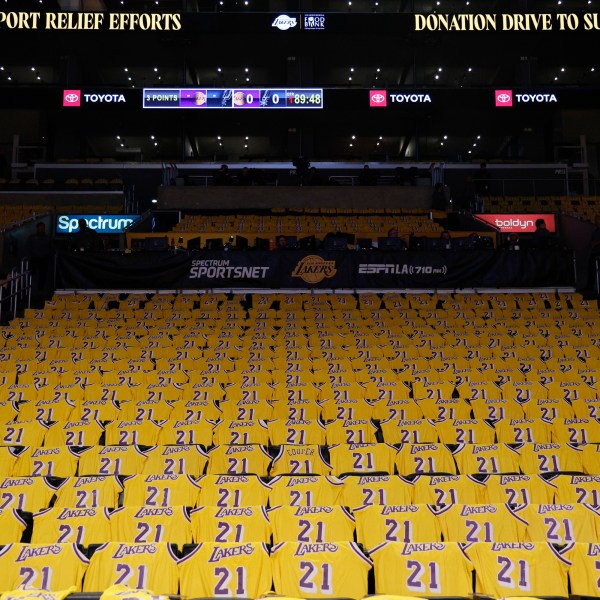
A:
[[64, 93, 79, 103], [497, 94, 511, 103], [370, 90, 387, 107]]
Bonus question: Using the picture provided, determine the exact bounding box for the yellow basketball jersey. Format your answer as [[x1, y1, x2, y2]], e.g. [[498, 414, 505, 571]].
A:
[[582, 443, 600, 475], [552, 418, 600, 444], [0, 401, 19, 425], [267, 419, 327, 446], [207, 444, 272, 476], [483, 474, 555, 505], [371, 397, 423, 421], [329, 443, 397, 476], [219, 398, 274, 421], [43, 420, 104, 447], [270, 445, 332, 476], [119, 398, 174, 422], [78, 445, 148, 476], [412, 382, 458, 404], [417, 398, 471, 422], [180, 375, 227, 406], [82, 542, 179, 594], [435, 419, 495, 445], [269, 400, 322, 422], [379, 419, 438, 445], [470, 397, 524, 421], [465, 541, 570, 598], [437, 503, 526, 543], [518, 443, 584, 474], [354, 504, 441, 550], [178, 541, 272, 598], [340, 474, 412, 509], [320, 398, 374, 421], [104, 421, 163, 447], [32, 506, 112, 545], [212, 420, 270, 446], [269, 505, 355, 544], [18, 398, 75, 423], [123, 474, 201, 508], [0, 447, 21, 478], [494, 419, 551, 444], [452, 443, 520, 475], [0, 421, 49, 447], [270, 541, 372, 600], [191, 505, 272, 543], [0, 508, 27, 544], [13, 446, 80, 478], [410, 474, 486, 506], [53, 476, 123, 509], [198, 474, 272, 507], [369, 541, 473, 597], [518, 503, 600, 543], [0, 586, 77, 600], [395, 443, 456, 476], [109, 505, 192, 550], [0, 476, 57, 512], [552, 474, 600, 505], [572, 398, 600, 420], [169, 398, 222, 422], [76, 398, 121, 422], [156, 419, 215, 447], [562, 541, 600, 596], [0, 543, 89, 592], [325, 419, 378, 445], [520, 398, 575, 422], [269, 475, 343, 507], [141, 445, 209, 478]]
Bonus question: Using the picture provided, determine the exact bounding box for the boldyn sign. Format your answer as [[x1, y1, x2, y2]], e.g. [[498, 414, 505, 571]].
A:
[[56, 215, 140, 234]]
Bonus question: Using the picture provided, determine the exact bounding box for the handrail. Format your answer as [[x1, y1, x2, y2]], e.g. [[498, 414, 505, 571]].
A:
[[0, 257, 32, 323]]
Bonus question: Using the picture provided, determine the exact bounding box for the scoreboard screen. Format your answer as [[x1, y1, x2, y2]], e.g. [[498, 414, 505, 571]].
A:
[[143, 88, 323, 109]]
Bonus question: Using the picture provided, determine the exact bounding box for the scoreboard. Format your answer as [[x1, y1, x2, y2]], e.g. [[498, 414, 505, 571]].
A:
[[143, 88, 323, 109]]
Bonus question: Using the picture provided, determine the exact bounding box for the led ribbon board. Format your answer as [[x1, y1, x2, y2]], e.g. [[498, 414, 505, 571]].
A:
[[143, 88, 323, 109]]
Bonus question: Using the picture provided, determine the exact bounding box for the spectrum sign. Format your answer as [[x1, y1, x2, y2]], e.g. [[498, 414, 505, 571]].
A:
[[56, 214, 140, 234], [475, 213, 556, 233]]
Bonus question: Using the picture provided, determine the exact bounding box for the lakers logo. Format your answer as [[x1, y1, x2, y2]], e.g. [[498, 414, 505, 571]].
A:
[[291, 255, 337, 284]]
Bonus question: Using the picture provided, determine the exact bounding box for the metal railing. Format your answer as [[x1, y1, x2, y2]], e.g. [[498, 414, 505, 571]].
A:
[[0, 258, 31, 323], [476, 178, 570, 198], [328, 175, 407, 186]]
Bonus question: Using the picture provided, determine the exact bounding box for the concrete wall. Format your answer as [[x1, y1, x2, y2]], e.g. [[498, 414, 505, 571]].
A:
[[157, 185, 432, 211]]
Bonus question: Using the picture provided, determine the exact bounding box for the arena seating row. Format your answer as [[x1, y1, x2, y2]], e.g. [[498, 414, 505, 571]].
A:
[[0, 290, 598, 597], [0, 177, 124, 191], [171, 213, 443, 235], [0, 204, 125, 232], [3, 471, 600, 512], [0, 539, 593, 597], [486, 194, 600, 223], [0, 416, 599, 445], [1, 441, 600, 477]]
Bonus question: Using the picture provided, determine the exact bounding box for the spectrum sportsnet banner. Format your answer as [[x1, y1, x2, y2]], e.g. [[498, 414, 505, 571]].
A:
[[56, 248, 574, 290], [186, 253, 277, 287]]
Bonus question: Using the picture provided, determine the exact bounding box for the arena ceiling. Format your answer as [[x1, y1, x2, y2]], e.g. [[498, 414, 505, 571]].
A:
[[0, 0, 598, 163]]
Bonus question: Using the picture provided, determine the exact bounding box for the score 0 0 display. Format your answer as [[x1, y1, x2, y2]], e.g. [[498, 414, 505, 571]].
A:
[[143, 88, 323, 109]]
